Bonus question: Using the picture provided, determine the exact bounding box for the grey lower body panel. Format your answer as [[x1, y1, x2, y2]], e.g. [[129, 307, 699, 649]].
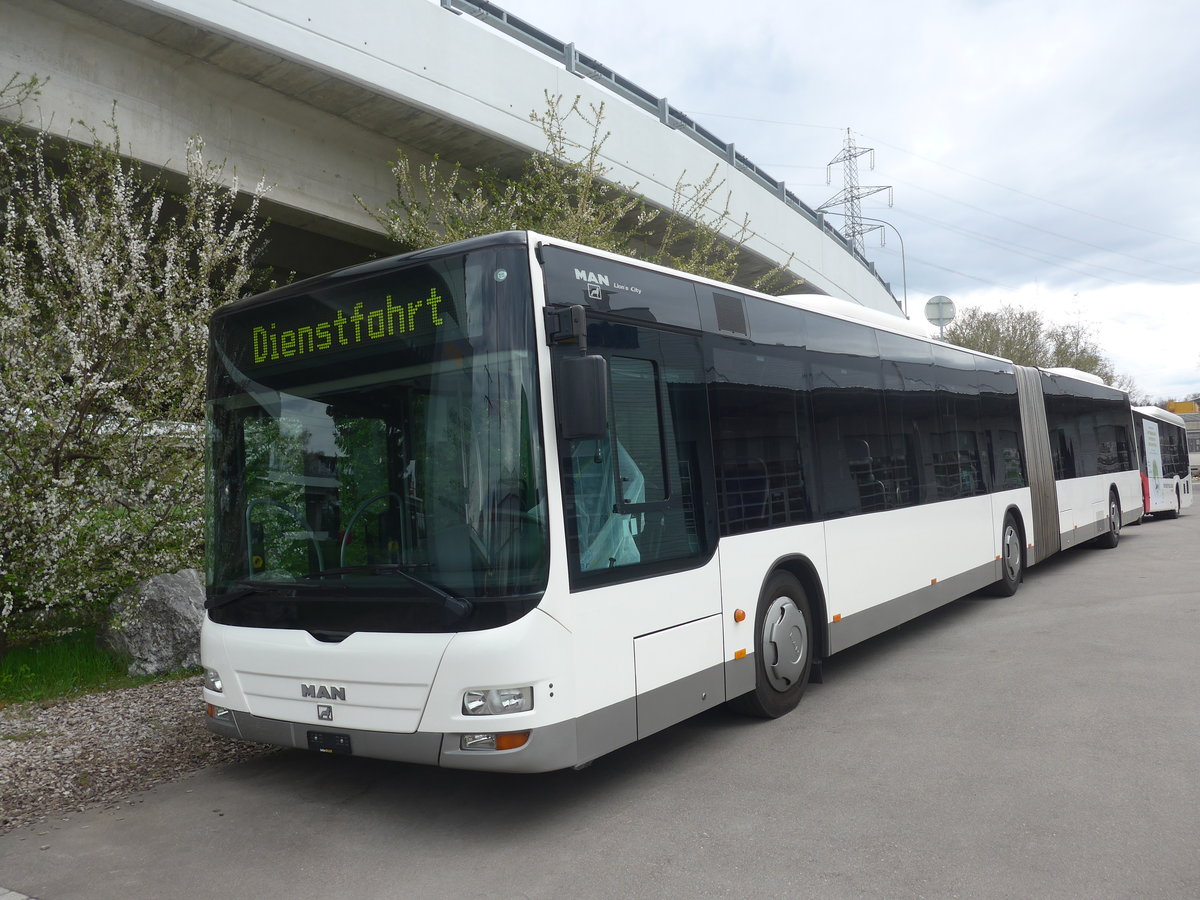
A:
[[636, 663, 725, 740], [723, 653, 756, 701], [828, 559, 998, 654], [206, 708, 581, 773], [1060, 517, 1107, 549], [208, 659, 748, 772], [207, 709, 443, 766], [575, 696, 637, 764]]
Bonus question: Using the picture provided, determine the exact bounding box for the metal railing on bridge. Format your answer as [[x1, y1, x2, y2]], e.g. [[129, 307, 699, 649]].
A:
[[440, 0, 893, 299]]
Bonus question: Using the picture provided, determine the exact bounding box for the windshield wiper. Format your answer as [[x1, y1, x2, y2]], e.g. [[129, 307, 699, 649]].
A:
[[204, 579, 292, 611], [304, 565, 473, 619]]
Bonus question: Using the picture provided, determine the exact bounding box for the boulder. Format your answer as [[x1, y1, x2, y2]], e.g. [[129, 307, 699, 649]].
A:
[[99, 568, 205, 676]]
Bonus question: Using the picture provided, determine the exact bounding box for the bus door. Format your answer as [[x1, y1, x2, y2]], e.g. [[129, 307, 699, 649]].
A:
[[552, 317, 722, 743]]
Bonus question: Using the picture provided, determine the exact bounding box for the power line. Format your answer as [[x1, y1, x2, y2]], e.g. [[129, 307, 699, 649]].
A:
[[891, 207, 1188, 287], [871, 243, 1018, 291], [889, 179, 1200, 281], [688, 110, 1200, 249], [775, 160, 1200, 280], [858, 131, 1200, 250]]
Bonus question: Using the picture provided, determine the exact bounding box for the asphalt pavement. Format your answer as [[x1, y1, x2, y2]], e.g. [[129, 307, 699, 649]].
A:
[[3, 508, 1198, 899]]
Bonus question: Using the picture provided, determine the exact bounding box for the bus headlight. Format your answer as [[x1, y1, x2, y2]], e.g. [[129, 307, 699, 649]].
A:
[[204, 668, 224, 693], [462, 686, 533, 715]]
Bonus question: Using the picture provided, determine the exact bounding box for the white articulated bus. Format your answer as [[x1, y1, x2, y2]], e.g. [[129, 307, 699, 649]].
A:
[[202, 232, 1142, 772], [1132, 405, 1192, 517]]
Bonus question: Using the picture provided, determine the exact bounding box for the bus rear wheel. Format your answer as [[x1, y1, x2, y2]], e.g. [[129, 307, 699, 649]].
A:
[[1163, 487, 1181, 519], [1094, 491, 1121, 549], [987, 512, 1023, 596], [731, 572, 813, 719]]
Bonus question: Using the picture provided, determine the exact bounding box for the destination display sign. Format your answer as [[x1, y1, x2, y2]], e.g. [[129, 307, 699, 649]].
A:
[[246, 287, 447, 365], [215, 258, 466, 377]]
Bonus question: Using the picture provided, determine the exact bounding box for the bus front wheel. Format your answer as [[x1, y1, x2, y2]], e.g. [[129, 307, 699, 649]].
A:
[[732, 572, 813, 719]]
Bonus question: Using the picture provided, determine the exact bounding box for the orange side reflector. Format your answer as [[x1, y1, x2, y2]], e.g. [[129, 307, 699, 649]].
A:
[[931, 578, 938, 585], [995, 555, 1001, 561], [734, 648, 747, 660], [832, 614, 842, 623], [733, 608, 746, 623], [494, 731, 530, 751]]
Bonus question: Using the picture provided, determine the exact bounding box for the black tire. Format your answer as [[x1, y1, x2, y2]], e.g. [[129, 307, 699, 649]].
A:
[[987, 512, 1023, 596], [730, 572, 813, 719], [1094, 490, 1121, 549]]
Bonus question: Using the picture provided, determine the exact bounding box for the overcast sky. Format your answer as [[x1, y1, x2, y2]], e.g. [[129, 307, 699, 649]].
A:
[[492, 0, 1200, 401]]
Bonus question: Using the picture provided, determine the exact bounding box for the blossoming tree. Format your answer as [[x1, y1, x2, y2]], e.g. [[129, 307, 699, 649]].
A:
[[0, 79, 269, 649]]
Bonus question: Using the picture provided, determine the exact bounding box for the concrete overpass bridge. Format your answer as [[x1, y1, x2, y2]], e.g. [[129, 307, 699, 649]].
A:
[[1, 0, 903, 314]]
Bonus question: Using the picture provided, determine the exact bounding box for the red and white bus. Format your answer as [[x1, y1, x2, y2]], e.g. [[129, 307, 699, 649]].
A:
[[1133, 405, 1192, 517]]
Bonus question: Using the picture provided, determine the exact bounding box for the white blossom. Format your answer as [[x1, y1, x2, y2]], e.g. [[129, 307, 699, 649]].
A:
[[1, 110, 269, 647]]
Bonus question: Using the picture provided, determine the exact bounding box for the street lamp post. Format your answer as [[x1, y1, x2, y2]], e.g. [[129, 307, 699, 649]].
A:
[[819, 211, 908, 317]]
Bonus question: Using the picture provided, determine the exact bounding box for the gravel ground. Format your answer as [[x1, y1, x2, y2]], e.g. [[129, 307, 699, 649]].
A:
[[0, 675, 277, 834]]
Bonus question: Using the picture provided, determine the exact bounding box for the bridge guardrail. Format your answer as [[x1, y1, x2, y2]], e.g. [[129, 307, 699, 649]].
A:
[[441, 0, 891, 296]]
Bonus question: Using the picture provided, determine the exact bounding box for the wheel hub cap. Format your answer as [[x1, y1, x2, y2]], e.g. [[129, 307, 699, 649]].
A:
[[1003, 525, 1021, 581], [763, 596, 807, 692]]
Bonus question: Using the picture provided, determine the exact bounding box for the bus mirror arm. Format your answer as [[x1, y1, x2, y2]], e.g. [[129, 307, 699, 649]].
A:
[[545, 304, 590, 355]]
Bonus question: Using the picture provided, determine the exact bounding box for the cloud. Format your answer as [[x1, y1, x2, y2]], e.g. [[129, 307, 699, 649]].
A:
[[492, 0, 1200, 398]]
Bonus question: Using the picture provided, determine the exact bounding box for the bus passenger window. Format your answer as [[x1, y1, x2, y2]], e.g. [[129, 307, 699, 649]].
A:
[[1053, 429, 1076, 479]]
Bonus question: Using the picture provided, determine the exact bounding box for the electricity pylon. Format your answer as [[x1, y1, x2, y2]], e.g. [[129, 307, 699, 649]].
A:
[[819, 128, 893, 256]]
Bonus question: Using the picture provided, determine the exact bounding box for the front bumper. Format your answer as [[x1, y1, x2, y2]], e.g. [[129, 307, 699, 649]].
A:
[[206, 706, 580, 773]]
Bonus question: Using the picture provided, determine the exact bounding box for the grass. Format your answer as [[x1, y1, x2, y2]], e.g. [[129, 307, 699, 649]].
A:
[[0, 628, 160, 708], [1, 728, 45, 741]]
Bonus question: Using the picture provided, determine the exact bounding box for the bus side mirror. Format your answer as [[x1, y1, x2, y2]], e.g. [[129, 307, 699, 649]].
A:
[[556, 354, 608, 440]]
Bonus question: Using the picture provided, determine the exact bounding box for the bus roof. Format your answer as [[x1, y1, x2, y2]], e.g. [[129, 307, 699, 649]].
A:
[[1133, 405, 1187, 427]]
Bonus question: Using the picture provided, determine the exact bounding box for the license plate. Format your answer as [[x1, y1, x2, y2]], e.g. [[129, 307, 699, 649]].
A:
[[307, 731, 352, 755]]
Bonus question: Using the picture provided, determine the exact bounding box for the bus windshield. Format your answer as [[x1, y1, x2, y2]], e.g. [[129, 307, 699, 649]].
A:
[[205, 240, 547, 632]]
